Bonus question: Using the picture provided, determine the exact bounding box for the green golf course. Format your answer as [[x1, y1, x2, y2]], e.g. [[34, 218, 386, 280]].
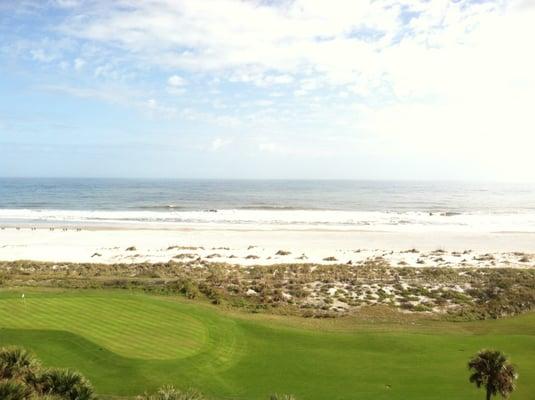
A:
[[0, 289, 533, 399]]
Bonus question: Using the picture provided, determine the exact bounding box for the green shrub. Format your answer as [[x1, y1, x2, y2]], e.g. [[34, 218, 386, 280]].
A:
[[138, 385, 205, 400]]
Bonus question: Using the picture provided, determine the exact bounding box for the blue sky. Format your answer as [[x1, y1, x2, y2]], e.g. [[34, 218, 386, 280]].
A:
[[1, 0, 534, 180]]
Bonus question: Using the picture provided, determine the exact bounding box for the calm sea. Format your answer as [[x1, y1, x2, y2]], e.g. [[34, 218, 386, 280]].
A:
[[1, 178, 535, 231]]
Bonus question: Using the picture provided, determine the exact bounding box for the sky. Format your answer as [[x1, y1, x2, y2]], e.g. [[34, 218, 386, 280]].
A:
[[1, 0, 534, 180]]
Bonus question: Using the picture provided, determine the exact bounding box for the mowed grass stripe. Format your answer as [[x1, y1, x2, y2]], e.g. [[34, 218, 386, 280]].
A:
[[81, 297, 209, 337], [0, 296, 211, 359], [19, 296, 207, 337], [20, 306, 204, 359], [82, 298, 210, 348], [45, 297, 209, 359]]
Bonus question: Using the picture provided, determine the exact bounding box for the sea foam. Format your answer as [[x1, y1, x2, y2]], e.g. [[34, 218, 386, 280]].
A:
[[1, 208, 535, 233]]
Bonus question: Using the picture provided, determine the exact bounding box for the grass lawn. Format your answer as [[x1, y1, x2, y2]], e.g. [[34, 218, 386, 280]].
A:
[[0, 289, 533, 399]]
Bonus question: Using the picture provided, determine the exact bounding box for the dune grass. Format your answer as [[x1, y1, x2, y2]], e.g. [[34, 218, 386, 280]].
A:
[[0, 289, 533, 399]]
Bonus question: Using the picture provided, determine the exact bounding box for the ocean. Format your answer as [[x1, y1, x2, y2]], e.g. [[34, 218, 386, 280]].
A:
[[1, 178, 535, 232]]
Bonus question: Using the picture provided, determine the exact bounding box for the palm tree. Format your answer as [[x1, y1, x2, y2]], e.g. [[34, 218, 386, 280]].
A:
[[468, 349, 518, 400], [269, 395, 296, 400], [0, 381, 33, 400], [0, 346, 40, 383], [156, 385, 181, 400], [0, 346, 96, 400], [37, 368, 95, 400], [137, 385, 204, 400]]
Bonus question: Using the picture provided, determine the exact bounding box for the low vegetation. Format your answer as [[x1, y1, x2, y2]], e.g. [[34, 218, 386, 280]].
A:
[[137, 386, 205, 400], [1, 259, 533, 320], [0, 346, 95, 400], [137, 386, 296, 400]]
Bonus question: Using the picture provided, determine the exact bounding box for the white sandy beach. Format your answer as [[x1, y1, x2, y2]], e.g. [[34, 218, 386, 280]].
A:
[[1, 224, 534, 268]]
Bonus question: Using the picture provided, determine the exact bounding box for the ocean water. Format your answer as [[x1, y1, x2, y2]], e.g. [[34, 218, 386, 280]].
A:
[[1, 178, 535, 232]]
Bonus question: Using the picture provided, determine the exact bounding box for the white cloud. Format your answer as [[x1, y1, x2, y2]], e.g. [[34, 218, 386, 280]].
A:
[[258, 142, 279, 153], [255, 100, 273, 107], [30, 48, 55, 62], [168, 74, 186, 87], [268, 74, 294, 85], [59, 0, 393, 75], [54, 0, 80, 8], [74, 57, 86, 70], [166, 74, 187, 94], [18, 0, 535, 179], [145, 98, 176, 117], [229, 72, 295, 87], [209, 137, 232, 151], [258, 141, 333, 157], [56, 1, 532, 96], [39, 85, 177, 118], [41, 84, 135, 105]]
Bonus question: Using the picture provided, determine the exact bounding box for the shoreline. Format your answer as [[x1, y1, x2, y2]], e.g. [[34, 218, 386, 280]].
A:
[[1, 224, 534, 268], [5, 219, 535, 234]]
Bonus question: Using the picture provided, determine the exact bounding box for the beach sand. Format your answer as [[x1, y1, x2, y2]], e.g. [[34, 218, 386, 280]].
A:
[[1, 224, 534, 268]]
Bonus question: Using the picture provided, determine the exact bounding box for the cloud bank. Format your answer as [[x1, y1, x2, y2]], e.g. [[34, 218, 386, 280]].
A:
[[1, 0, 535, 179]]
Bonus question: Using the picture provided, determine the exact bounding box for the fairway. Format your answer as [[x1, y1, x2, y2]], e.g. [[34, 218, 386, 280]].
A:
[[0, 290, 534, 400]]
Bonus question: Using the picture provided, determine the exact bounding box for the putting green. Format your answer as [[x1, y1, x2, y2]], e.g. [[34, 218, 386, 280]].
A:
[[0, 294, 210, 359], [0, 290, 533, 400]]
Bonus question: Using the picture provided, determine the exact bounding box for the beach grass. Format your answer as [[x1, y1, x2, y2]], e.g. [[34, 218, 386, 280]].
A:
[[0, 289, 534, 399]]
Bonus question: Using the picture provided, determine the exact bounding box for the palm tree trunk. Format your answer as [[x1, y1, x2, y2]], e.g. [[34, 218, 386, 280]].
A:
[[486, 387, 492, 400]]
